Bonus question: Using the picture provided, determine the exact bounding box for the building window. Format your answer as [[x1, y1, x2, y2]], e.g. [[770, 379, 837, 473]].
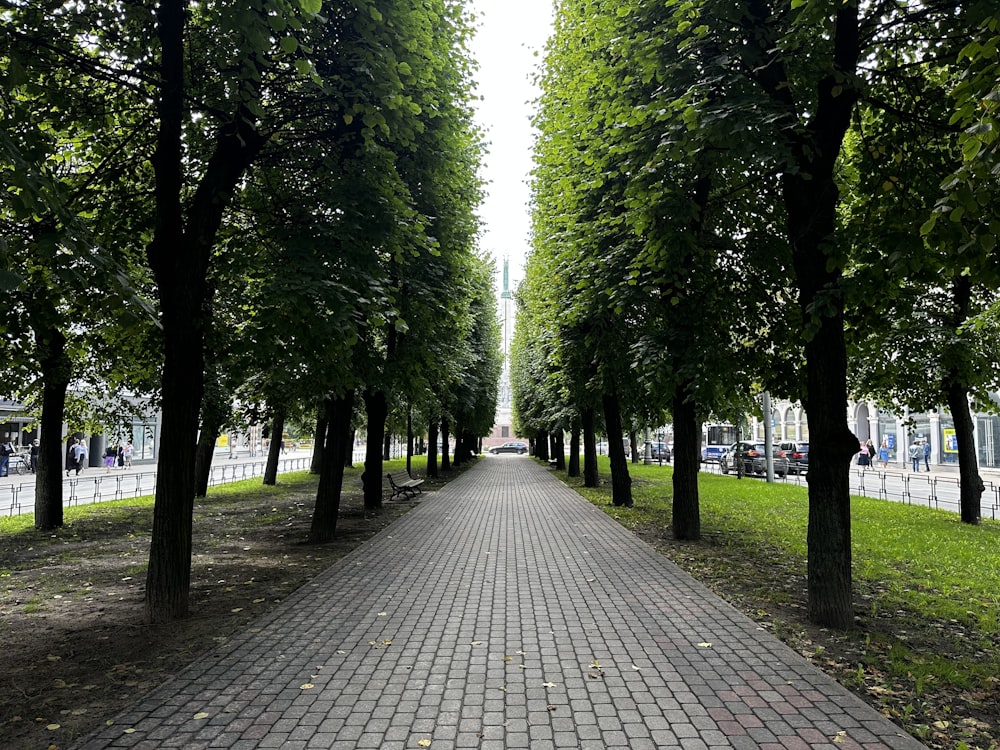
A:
[[501, 426, 510, 438]]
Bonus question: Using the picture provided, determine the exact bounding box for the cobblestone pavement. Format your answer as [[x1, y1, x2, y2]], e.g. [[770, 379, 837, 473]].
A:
[[75, 457, 924, 749]]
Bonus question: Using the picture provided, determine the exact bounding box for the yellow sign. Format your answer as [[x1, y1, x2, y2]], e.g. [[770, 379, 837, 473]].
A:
[[942, 428, 958, 453], [216, 434, 229, 447]]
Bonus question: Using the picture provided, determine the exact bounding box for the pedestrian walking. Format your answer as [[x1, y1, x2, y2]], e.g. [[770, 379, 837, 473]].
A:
[[69, 438, 87, 476], [104, 443, 118, 473], [123, 442, 134, 469], [923, 439, 931, 471], [0, 440, 13, 477], [877, 438, 889, 469], [857, 441, 871, 470], [907, 440, 921, 472], [865, 439, 876, 469]]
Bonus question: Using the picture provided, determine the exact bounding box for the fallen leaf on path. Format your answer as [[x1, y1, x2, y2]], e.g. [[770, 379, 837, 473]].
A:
[[193, 712, 210, 720]]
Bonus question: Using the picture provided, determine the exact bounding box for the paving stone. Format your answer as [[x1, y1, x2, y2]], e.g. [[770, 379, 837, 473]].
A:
[[70, 458, 925, 750]]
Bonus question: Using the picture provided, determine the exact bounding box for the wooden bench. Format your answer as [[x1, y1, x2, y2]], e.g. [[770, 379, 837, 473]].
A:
[[386, 470, 424, 500]]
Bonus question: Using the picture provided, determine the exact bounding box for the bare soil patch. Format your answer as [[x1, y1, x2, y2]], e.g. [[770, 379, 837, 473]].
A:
[[0, 470, 429, 750]]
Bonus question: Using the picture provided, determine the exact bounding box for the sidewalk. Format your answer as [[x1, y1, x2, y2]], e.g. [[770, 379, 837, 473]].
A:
[[75, 457, 923, 750]]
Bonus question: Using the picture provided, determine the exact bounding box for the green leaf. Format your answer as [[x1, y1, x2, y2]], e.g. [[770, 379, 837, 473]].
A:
[[962, 136, 983, 162]]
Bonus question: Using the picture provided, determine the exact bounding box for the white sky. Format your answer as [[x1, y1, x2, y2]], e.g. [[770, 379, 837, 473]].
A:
[[468, 0, 554, 289]]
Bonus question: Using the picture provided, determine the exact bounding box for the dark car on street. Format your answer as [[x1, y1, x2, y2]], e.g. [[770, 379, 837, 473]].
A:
[[778, 442, 809, 474], [489, 441, 528, 455], [720, 442, 789, 477], [649, 442, 672, 461]]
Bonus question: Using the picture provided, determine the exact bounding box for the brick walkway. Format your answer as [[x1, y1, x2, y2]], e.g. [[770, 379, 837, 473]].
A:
[[75, 457, 923, 749]]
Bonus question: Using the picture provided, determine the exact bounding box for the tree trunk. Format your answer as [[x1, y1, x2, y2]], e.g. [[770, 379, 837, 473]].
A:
[[33, 327, 70, 530], [440, 418, 451, 471], [406, 409, 413, 476], [581, 406, 598, 488], [308, 392, 354, 543], [946, 379, 983, 524], [143, 0, 266, 623], [945, 275, 983, 524], [362, 389, 388, 511], [568, 419, 581, 478], [552, 430, 565, 470], [629, 430, 640, 463], [310, 405, 326, 474], [536, 430, 550, 461], [787, 153, 860, 628], [453, 421, 466, 466], [671, 385, 700, 540], [742, 0, 860, 629], [193, 408, 222, 498], [382, 432, 391, 461], [263, 409, 285, 486], [426, 419, 439, 478], [344, 429, 355, 468], [602, 393, 632, 507]]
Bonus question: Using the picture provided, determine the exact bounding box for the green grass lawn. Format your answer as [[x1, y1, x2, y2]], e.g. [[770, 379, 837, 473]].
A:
[[566, 458, 1000, 749]]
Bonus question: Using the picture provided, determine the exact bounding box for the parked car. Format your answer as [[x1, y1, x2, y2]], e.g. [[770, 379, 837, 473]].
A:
[[649, 442, 672, 461], [488, 441, 528, 455], [720, 442, 789, 477], [778, 442, 809, 474]]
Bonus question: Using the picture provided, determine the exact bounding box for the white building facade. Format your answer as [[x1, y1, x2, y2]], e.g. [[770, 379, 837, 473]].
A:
[[751, 395, 1000, 470]]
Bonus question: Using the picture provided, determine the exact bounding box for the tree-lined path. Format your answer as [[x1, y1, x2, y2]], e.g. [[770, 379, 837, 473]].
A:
[[76, 457, 922, 749]]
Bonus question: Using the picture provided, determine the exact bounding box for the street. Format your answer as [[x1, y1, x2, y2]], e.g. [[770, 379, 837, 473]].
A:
[[700, 460, 1000, 521]]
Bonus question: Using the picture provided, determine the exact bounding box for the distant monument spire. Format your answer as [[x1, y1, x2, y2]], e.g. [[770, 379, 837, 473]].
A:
[[501, 257, 512, 299]]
